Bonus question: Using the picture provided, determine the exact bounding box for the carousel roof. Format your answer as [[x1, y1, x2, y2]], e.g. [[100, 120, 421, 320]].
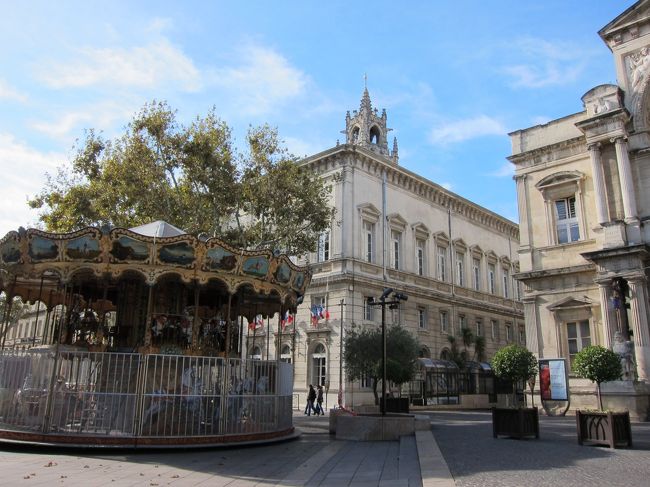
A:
[[129, 220, 186, 238], [0, 224, 310, 315]]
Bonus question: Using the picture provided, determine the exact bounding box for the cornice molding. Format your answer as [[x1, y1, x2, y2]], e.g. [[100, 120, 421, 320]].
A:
[[302, 145, 519, 239]]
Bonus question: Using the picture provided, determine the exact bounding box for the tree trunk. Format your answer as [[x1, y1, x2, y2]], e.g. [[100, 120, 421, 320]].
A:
[[372, 379, 379, 406], [597, 382, 603, 411]]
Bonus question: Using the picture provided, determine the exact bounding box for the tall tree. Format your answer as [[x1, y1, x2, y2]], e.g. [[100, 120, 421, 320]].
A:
[[0, 294, 25, 341], [29, 101, 334, 256]]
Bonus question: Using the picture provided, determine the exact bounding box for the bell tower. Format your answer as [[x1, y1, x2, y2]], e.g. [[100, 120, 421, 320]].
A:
[[342, 83, 399, 164]]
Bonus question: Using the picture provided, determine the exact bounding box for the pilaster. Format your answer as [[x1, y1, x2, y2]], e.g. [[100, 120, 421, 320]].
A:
[[596, 280, 618, 348], [627, 276, 650, 382], [587, 143, 609, 226]]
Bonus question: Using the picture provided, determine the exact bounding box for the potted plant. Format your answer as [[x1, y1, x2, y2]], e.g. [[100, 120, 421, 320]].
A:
[[490, 344, 539, 439], [572, 345, 631, 448]]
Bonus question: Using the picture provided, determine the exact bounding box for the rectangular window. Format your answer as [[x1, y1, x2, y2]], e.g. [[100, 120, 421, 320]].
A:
[[458, 315, 466, 335], [364, 297, 374, 321], [555, 196, 580, 244], [416, 238, 426, 276], [440, 310, 448, 333], [488, 263, 496, 294], [567, 320, 591, 364], [505, 323, 512, 342], [314, 357, 327, 386], [317, 231, 330, 262], [437, 246, 447, 282], [476, 320, 483, 337], [361, 375, 373, 388], [363, 221, 374, 263], [518, 325, 526, 345], [391, 230, 401, 270], [418, 307, 427, 329], [502, 269, 509, 298], [456, 252, 465, 287], [473, 258, 481, 291], [491, 320, 499, 341]]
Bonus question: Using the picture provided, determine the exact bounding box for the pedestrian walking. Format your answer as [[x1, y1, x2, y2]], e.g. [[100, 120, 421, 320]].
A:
[[305, 384, 316, 416], [316, 385, 324, 415]]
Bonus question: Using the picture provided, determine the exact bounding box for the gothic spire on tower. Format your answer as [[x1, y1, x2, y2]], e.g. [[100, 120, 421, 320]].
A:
[[343, 80, 395, 162]]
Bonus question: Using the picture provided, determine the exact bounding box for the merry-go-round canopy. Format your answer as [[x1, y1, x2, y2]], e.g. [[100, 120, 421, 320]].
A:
[[0, 222, 309, 316], [0, 222, 310, 356]]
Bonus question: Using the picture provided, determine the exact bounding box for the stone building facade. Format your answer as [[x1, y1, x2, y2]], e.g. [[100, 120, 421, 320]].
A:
[[509, 1, 650, 419], [246, 88, 523, 408]]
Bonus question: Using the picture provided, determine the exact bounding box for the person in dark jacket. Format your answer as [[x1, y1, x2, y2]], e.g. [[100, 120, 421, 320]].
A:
[[305, 384, 317, 416], [315, 385, 325, 415]]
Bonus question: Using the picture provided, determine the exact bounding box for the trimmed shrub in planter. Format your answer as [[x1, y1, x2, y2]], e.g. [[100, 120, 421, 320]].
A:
[[491, 345, 539, 439], [572, 346, 630, 448], [572, 345, 622, 411], [576, 410, 632, 448]]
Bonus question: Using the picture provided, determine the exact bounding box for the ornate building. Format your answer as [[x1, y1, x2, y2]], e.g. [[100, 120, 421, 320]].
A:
[[245, 88, 524, 407], [509, 1, 650, 419]]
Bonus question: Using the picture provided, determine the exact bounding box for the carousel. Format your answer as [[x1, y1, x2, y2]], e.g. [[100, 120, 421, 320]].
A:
[[0, 221, 309, 447]]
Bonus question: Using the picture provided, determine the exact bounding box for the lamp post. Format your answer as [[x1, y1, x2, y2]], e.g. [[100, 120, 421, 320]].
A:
[[368, 288, 407, 416]]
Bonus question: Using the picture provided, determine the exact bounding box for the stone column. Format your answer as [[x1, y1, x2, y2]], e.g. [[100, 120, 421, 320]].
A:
[[612, 137, 638, 222], [627, 276, 650, 381], [596, 280, 618, 348], [587, 143, 609, 226], [514, 174, 530, 248], [522, 296, 541, 357]]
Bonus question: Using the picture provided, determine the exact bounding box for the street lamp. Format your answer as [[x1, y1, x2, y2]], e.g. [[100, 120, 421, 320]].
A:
[[368, 288, 408, 415]]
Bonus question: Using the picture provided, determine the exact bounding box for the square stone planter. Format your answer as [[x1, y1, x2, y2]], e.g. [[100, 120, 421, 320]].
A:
[[492, 407, 539, 439], [576, 410, 632, 449]]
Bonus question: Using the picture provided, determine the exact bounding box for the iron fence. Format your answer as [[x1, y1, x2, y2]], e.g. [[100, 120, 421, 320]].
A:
[[0, 349, 292, 440]]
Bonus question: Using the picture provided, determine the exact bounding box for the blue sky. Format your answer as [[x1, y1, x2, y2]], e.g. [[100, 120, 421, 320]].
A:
[[0, 1, 632, 235]]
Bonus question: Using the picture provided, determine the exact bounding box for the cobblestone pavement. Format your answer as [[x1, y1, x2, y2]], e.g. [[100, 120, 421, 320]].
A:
[[428, 410, 650, 487], [0, 413, 422, 487]]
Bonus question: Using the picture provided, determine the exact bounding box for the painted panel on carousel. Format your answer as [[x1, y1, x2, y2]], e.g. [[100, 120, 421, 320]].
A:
[[158, 242, 195, 266], [274, 262, 291, 284], [242, 256, 269, 278], [292, 271, 305, 292], [66, 235, 101, 261], [110, 236, 149, 261], [28, 236, 59, 261], [0, 238, 21, 264], [205, 246, 237, 272]]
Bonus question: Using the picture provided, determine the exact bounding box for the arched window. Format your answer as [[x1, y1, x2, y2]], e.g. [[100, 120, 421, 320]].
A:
[[280, 344, 292, 364], [249, 345, 262, 360], [311, 343, 327, 386], [369, 125, 381, 144], [419, 346, 431, 358], [351, 126, 360, 143], [440, 348, 451, 361]]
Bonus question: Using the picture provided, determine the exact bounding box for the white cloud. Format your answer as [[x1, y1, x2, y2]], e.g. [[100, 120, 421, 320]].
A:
[[488, 162, 514, 178], [210, 45, 308, 116], [0, 79, 28, 102], [283, 136, 326, 158], [502, 38, 590, 88], [0, 134, 65, 234], [39, 39, 201, 92], [146, 17, 173, 34], [31, 101, 133, 138], [429, 115, 507, 145]]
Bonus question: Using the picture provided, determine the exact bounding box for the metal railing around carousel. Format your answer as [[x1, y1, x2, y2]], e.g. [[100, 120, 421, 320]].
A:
[[0, 348, 293, 441]]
